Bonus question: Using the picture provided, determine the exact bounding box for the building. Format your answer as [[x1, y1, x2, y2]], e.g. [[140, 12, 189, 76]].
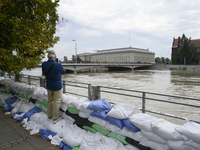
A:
[[78, 52, 92, 62], [78, 47, 155, 63], [172, 34, 200, 64]]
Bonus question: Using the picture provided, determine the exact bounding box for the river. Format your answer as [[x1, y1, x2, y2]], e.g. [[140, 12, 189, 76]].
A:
[[22, 67, 200, 124]]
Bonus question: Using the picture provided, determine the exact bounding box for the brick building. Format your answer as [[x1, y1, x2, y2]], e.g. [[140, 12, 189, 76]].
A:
[[172, 34, 200, 64]]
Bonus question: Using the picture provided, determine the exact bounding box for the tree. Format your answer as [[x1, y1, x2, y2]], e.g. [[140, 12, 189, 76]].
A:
[[155, 57, 160, 63], [0, 0, 60, 73], [177, 37, 195, 65]]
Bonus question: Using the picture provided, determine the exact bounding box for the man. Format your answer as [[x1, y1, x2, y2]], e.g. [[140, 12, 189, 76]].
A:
[[42, 50, 66, 124]]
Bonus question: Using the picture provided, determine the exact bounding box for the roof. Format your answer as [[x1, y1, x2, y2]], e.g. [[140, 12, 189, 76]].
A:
[[172, 39, 179, 48], [191, 39, 200, 47], [172, 37, 200, 48], [91, 47, 155, 55], [78, 52, 92, 56]]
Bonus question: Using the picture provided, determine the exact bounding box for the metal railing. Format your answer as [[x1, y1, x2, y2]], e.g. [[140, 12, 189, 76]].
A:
[[1, 72, 200, 124]]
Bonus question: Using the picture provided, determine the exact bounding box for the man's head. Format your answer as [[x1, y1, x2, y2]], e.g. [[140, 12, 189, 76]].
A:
[[48, 50, 56, 60]]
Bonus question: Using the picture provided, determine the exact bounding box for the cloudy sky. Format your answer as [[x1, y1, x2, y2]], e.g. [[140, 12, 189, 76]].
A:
[[50, 0, 200, 61]]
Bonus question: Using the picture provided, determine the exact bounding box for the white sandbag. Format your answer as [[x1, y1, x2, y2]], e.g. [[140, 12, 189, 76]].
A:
[[61, 112, 75, 124], [96, 135, 118, 150], [48, 135, 62, 146], [183, 140, 200, 150], [175, 121, 200, 144], [125, 144, 140, 150], [79, 131, 101, 150], [78, 101, 93, 113], [107, 103, 139, 119], [46, 119, 72, 138], [78, 111, 90, 118], [71, 97, 90, 109], [109, 137, 128, 150], [29, 112, 48, 127], [60, 102, 68, 111], [141, 129, 167, 144], [14, 113, 25, 119], [11, 100, 28, 114], [151, 118, 183, 141], [129, 113, 157, 132], [18, 102, 35, 113], [167, 140, 196, 150], [140, 137, 170, 150], [62, 124, 87, 148], [102, 121, 121, 132], [62, 94, 78, 107], [117, 127, 145, 141], [88, 116, 107, 127]]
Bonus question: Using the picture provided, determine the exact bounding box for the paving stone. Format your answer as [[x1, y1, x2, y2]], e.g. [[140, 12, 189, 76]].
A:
[[10, 140, 18, 146], [0, 124, 14, 134], [0, 144, 6, 150], [3, 142, 36, 150], [28, 137, 51, 150], [17, 138, 24, 144], [0, 131, 21, 145]]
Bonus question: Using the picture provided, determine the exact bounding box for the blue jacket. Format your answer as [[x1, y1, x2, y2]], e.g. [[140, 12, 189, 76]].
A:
[[42, 60, 66, 90]]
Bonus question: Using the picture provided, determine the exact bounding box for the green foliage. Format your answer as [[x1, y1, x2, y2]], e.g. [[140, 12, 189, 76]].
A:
[[0, 0, 60, 74], [177, 37, 195, 64]]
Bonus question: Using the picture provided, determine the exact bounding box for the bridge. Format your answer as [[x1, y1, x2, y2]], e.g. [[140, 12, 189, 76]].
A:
[[38, 63, 153, 73]]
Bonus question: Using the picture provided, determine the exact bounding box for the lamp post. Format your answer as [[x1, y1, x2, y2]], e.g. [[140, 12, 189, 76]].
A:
[[72, 39, 77, 64]]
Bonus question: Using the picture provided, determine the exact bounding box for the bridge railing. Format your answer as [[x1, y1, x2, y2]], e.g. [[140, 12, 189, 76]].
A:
[[1, 72, 200, 124]]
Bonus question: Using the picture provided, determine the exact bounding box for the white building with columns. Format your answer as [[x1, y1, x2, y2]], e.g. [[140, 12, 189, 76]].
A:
[[78, 47, 155, 63]]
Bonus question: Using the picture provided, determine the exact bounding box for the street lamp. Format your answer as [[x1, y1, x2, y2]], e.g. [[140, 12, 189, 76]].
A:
[[72, 39, 77, 64]]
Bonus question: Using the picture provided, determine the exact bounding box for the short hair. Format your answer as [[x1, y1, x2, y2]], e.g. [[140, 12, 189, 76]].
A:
[[48, 54, 56, 58]]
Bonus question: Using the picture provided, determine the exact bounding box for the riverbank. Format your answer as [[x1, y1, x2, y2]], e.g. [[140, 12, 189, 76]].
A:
[[149, 64, 200, 70]]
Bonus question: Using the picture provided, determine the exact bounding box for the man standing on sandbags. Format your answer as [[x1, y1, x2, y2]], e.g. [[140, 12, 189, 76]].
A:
[[42, 50, 66, 124]]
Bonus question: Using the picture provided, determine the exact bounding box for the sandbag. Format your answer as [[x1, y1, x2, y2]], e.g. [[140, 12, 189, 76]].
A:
[[17, 106, 42, 122], [70, 97, 90, 109], [107, 132, 129, 145], [90, 111, 108, 121], [107, 116, 124, 129], [68, 107, 79, 114], [78, 111, 90, 118], [117, 127, 144, 141], [140, 137, 170, 150], [151, 118, 183, 141], [175, 121, 200, 144], [129, 113, 158, 132], [75, 117, 94, 128], [167, 140, 196, 150], [60, 141, 72, 150], [87, 99, 111, 112], [79, 131, 101, 150], [78, 101, 93, 113], [107, 103, 139, 119], [62, 94, 78, 107], [125, 144, 140, 150], [46, 119, 71, 138], [62, 112, 76, 124], [92, 124, 111, 136], [88, 116, 107, 127], [65, 110, 79, 121], [102, 121, 121, 132], [122, 119, 140, 132], [62, 124, 87, 148], [109, 137, 128, 150], [96, 134, 118, 150], [30, 112, 49, 127], [141, 129, 166, 144], [183, 140, 200, 150]]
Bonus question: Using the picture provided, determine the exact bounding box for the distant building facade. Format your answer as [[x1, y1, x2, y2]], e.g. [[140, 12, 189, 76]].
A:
[[78, 47, 155, 63], [172, 34, 200, 64], [78, 52, 92, 62]]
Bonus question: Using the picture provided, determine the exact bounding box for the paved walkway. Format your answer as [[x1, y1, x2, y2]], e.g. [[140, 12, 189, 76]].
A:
[[0, 106, 61, 150]]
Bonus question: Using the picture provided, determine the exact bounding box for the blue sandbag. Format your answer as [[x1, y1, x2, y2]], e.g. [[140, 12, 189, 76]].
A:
[[122, 119, 140, 132], [3, 105, 13, 112], [5, 96, 18, 105], [17, 106, 42, 122], [12, 91, 19, 96], [107, 116, 124, 129], [87, 99, 111, 112], [60, 141, 72, 150], [90, 111, 108, 121], [11, 111, 22, 118], [39, 129, 56, 139]]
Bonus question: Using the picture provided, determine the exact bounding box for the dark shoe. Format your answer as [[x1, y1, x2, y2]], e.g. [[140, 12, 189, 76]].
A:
[[53, 117, 62, 124]]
